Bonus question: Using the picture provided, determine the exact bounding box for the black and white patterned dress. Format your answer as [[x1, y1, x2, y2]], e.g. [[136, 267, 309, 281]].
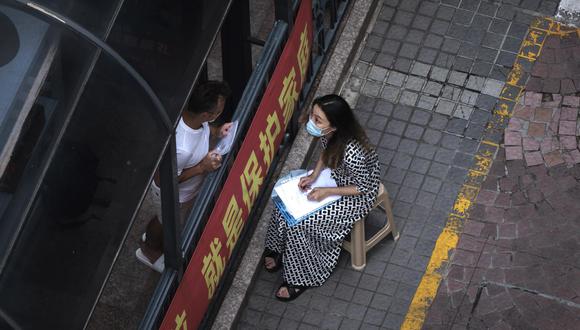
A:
[[265, 138, 380, 286]]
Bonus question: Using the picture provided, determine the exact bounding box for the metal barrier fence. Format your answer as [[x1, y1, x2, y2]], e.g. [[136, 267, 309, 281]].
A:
[[140, 0, 351, 327], [139, 20, 288, 329]]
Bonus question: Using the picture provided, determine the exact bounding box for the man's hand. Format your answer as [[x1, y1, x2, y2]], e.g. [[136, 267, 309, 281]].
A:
[[199, 150, 222, 173], [219, 122, 234, 138], [307, 187, 331, 202]]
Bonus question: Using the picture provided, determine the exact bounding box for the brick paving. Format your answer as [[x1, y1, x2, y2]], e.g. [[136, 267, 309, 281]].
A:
[[507, 33, 580, 168], [423, 26, 580, 330], [236, 0, 564, 329]]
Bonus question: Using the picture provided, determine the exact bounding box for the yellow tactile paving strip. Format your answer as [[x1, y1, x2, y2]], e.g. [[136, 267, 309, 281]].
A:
[[401, 17, 577, 330]]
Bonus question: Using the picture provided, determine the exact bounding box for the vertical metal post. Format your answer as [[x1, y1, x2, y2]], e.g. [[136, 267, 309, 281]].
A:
[[160, 135, 183, 276], [221, 0, 253, 121], [275, 0, 294, 29]]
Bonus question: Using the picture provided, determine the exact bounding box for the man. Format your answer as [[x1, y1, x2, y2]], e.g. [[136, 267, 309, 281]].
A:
[[136, 81, 232, 272]]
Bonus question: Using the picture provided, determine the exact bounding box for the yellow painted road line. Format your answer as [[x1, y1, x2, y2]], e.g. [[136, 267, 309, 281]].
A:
[[400, 17, 563, 329]]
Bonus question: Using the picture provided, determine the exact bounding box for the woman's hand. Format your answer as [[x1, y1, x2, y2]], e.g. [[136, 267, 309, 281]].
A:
[[298, 174, 316, 192], [306, 187, 331, 202]]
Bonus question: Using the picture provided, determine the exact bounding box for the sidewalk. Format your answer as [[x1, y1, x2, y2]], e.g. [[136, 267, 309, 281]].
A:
[[423, 25, 580, 329], [236, 0, 569, 329]]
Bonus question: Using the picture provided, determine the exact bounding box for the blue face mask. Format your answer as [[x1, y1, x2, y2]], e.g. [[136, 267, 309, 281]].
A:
[[306, 118, 325, 137]]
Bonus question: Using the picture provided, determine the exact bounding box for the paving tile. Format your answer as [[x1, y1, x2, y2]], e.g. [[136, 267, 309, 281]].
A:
[[411, 62, 431, 77], [435, 99, 456, 115], [407, 30, 426, 45], [528, 122, 546, 137], [366, 114, 388, 131], [382, 39, 402, 55], [385, 167, 406, 184], [422, 128, 442, 145], [415, 144, 437, 160], [563, 96, 580, 107], [560, 107, 578, 121], [460, 90, 479, 106], [424, 81, 444, 96], [465, 75, 486, 91], [427, 114, 448, 130], [398, 138, 418, 155], [381, 85, 400, 102], [368, 66, 389, 82], [339, 318, 361, 330], [431, 19, 451, 36], [445, 118, 468, 135], [524, 151, 544, 166], [387, 24, 409, 41], [410, 110, 431, 125], [559, 121, 577, 135], [394, 58, 413, 72], [543, 151, 565, 167], [403, 171, 424, 189], [441, 85, 462, 101], [560, 136, 577, 150], [370, 293, 393, 311], [533, 107, 553, 122], [482, 79, 505, 97], [400, 91, 419, 106], [362, 81, 382, 97], [475, 94, 498, 111], [497, 51, 517, 67], [405, 76, 426, 91], [505, 146, 523, 160], [454, 104, 473, 120], [374, 99, 394, 116], [363, 308, 386, 326], [418, 48, 439, 64], [522, 137, 540, 151], [385, 119, 406, 136], [393, 104, 414, 121], [400, 43, 420, 59], [387, 71, 407, 87], [448, 71, 468, 86], [453, 57, 473, 73], [404, 124, 425, 140], [392, 152, 413, 169], [333, 284, 356, 301], [504, 131, 522, 146]]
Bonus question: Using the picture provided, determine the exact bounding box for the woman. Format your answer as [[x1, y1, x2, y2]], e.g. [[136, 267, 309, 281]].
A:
[[264, 94, 381, 301]]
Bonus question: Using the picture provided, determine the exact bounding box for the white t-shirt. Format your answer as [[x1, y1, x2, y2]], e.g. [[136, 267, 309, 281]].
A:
[[174, 119, 210, 202]]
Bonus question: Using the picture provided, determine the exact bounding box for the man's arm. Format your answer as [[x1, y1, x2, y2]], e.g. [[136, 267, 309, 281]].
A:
[[177, 162, 207, 183], [176, 151, 222, 183]]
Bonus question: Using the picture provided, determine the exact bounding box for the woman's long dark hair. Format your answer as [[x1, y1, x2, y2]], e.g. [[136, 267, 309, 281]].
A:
[[313, 94, 371, 168]]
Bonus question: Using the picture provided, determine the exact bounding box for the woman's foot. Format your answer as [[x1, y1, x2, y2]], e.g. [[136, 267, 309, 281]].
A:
[[263, 250, 282, 272], [275, 282, 308, 301]]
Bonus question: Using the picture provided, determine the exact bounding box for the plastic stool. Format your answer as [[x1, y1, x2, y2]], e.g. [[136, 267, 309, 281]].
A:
[[343, 183, 400, 270]]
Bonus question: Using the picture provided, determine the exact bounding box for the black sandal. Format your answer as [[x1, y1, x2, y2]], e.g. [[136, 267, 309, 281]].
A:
[[263, 250, 282, 273], [275, 281, 308, 302]]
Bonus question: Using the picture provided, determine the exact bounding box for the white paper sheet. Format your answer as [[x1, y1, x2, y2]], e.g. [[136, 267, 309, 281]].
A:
[[215, 120, 238, 155], [273, 168, 341, 220]]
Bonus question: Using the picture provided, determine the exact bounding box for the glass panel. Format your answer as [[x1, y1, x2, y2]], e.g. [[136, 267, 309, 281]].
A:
[[107, 0, 232, 120], [0, 4, 98, 231], [31, 0, 122, 37], [0, 8, 167, 330]]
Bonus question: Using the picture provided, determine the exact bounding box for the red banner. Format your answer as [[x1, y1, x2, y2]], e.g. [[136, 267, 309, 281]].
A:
[[160, 0, 312, 328]]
